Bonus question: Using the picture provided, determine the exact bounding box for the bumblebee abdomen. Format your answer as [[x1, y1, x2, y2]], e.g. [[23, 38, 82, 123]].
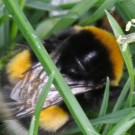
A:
[[6, 50, 32, 84]]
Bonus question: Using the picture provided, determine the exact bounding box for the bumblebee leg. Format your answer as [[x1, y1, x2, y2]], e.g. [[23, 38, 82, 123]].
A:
[[39, 105, 69, 132]]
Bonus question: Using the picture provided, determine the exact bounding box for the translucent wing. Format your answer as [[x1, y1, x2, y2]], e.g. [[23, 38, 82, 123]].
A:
[[10, 62, 104, 118]]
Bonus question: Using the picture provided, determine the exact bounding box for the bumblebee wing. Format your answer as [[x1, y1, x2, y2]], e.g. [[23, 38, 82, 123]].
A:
[[51, 80, 104, 105], [10, 62, 61, 117], [10, 62, 104, 118]]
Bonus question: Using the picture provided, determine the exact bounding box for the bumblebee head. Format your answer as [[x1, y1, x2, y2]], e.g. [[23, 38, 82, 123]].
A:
[[56, 26, 123, 86]]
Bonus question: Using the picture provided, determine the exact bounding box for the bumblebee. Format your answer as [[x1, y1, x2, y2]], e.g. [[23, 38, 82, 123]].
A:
[[3, 26, 123, 135]]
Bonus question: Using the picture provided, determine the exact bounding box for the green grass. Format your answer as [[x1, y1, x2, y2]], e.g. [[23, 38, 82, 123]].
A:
[[29, 73, 55, 135], [1, 0, 135, 135]]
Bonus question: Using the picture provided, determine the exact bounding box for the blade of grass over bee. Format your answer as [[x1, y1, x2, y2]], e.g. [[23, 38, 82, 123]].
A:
[[45, 0, 98, 37], [113, 79, 130, 112], [102, 79, 130, 134], [105, 10, 134, 107], [3, 1, 99, 135], [99, 77, 110, 116], [29, 73, 54, 135], [96, 77, 110, 131], [80, 0, 117, 26]]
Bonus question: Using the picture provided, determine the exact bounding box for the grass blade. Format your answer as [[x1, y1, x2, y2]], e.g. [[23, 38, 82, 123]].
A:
[[112, 119, 135, 135], [102, 79, 130, 134], [29, 72, 54, 135], [80, 0, 117, 26], [107, 111, 135, 135], [35, 18, 60, 39], [113, 79, 130, 112], [92, 108, 135, 126], [0, 5, 9, 50], [99, 77, 110, 116], [10, 0, 25, 43], [25, 1, 60, 11], [60, 108, 135, 135], [96, 77, 110, 131], [46, 0, 98, 37], [116, 0, 135, 22], [105, 10, 134, 107]]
